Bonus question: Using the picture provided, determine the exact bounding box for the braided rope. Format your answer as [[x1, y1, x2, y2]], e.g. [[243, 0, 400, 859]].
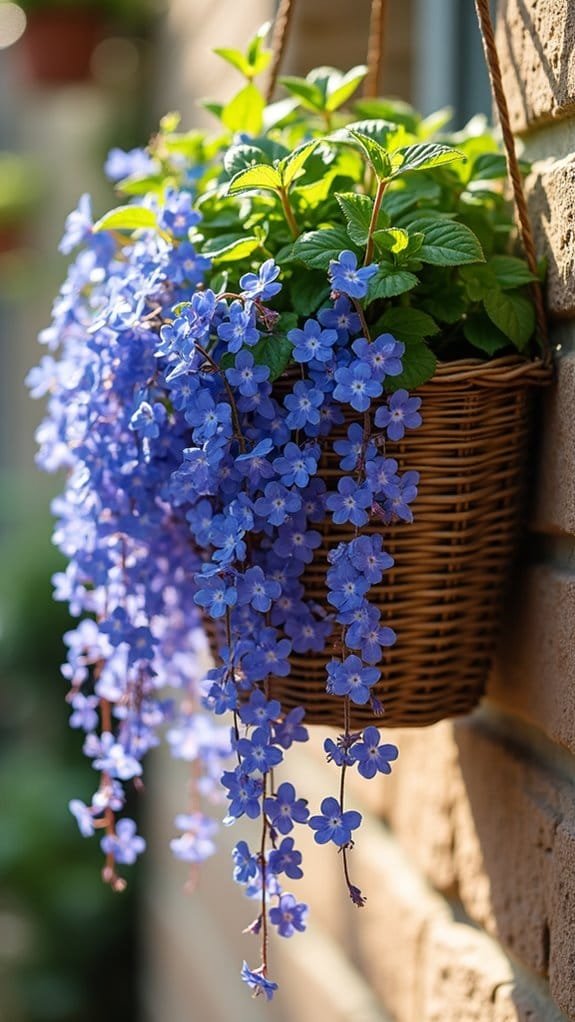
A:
[[364, 0, 387, 98], [474, 0, 550, 362], [265, 0, 295, 103]]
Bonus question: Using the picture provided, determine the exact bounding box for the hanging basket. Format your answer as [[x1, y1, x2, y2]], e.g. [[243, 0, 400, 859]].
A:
[[207, 354, 550, 730]]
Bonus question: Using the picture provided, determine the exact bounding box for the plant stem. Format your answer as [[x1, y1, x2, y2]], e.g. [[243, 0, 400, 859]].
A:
[[278, 186, 299, 238], [194, 342, 246, 452], [364, 178, 387, 266]]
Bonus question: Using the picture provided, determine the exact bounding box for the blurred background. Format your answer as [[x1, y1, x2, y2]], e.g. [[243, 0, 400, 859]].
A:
[[0, 1, 491, 1019]]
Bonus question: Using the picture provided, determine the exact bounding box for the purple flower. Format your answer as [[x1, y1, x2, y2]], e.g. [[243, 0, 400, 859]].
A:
[[264, 781, 309, 834], [240, 963, 278, 1001], [327, 655, 380, 705], [288, 319, 338, 363], [348, 534, 393, 584], [100, 818, 146, 864], [170, 812, 218, 863], [69, 798, 95, 837], [239, 259, 282, 301], [328, 250, 377, 299], [284, 380, 324, 430], [194, 575, 238, 618], [237, 566, 282, 613], [69, 693, 99, 732], [268, 837, 304, 879], [326, 477, 373, 527], [129, 400, 166, 439], [309, 796, 362, 846], [333, 361, 382, 412], [93, 732, 143, 780], [374, 389, 422, 441], [269, 893, 308, 938], [225, 350, 270, 396], [349, 727, 399, 779]]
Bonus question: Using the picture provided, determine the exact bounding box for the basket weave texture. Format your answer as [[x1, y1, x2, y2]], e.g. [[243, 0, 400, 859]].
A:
[[264, 355, 550, 729]]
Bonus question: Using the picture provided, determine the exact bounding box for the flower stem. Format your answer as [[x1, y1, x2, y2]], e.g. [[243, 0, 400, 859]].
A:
[[364, 178, 387, 266], [278, 186, 299, 238]]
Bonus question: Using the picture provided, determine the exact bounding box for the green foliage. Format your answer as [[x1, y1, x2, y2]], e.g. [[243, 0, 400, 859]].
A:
[[107, 54, 542, 390]]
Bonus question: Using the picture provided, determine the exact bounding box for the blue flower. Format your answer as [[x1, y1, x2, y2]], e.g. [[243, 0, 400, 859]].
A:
[[254, 481, 302, 526], [100, 818, 146, 864], [365, 456, 400, 499], [326, 655, 380, 705], [318, 296, 361, 342], [284, 380, 324, 430], [326, 561, 370, 613], [352, 334, 405, 379], [348, 534, 394, 584], [273, 522, 322, 564], [239, 258, 282, 301], [217, 299, 260, 352], [269, 893, 308, 937], [225, 350, 269, 396], [264, 781, 309, 834], [374, 389, 422, 441], [239, 689, 281, 727], [232, 840, 259, 885], [326, 477, 373, 527], [268, 837, 303, 879], [273, 707, 308, 749], [288, 319, 338, 363], [237, 566, 282, 613], [349, 727, 399, 779], [193, 575, 237, 618], [186, 390, 233, 441], [309, 796, 362, 846], [170, 812, 218, 863], [328, 250, 377, 299], [222, 768, 263, 820], [160, 188, 201, 238], [240, 963, 278, 1001], [272, 442, 319, 488], [382, 469, 420, 523], [235, 726, 283, 775], [333, 422, 376, 471], [333, 361, 382, 412]]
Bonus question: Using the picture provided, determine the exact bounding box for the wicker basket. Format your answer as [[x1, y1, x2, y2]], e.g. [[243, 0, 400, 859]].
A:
[[256, 354, 550, 729]]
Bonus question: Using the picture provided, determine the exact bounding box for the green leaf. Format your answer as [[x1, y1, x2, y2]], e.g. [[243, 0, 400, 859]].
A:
[[459, 264, 497, 301], [278, 75, 325, 111], [227, 163, 282, 195], [407, 216, 484, 266], [373, 227, 409, 254], [251, 315, 297, 380], [376, 307, 440, 344], [483, 287, 535, 349], [366, 268, 418, 301], [463, 312, 511, 354], [221, 83, 264, 136], [386, 339, 437, 391], [389, 142, 465, 178], [224, 144, 270, 178], [213, 47, 254, 78], [488, 255, 538, 289], [292, 227, 353, 269], [471, 152, 530, 181], [335, 192, 388, 245], [200, 233, 261, 261], [289, 271, 331, 315], [351, 100, 421, 133], [278, 140, 320, 189], [347, 129, 391, 179], [116, 173, 167, 197], [93, 205, 158, 233], [325, 65, 367, 111]]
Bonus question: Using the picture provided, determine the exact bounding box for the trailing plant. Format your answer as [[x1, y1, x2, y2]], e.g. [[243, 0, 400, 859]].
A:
[[28, 26, 542, 1001]]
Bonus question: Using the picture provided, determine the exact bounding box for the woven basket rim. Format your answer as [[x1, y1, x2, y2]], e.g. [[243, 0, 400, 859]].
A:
[[425, 354, 552, 388]]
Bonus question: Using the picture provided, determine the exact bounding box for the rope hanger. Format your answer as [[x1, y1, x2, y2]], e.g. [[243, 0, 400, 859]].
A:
[[264, 0, 549, 361]]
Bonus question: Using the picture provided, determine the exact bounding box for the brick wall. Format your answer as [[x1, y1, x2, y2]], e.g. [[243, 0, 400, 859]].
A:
[[146, 3, 575, 1020]]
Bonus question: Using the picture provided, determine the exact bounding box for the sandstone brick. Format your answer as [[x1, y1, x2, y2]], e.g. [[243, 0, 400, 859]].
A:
[[548, 817, 575, 1018], [497, 0, 575, 132], [531, 352, 575, 533], [489, 564, 575, 755], [527, 162, 575, 317], [421, 919, 513, 1022], [494, 977, 571, 1021], [451, 717, 573, 984]]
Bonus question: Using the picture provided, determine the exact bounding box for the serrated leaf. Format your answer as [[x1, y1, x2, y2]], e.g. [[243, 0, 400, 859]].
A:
[[386, 339, 437, 391], [227, 163, 282, 195], [488, 255, 537, 289], [463, 313, 511, 354], [278, 140, 320, 189], [201, 234, 260, 261], [335, 192, 388, 245], [390, 142, 465, 178], [366, 268, 418, 301], [376, 307, 440, 344], [471, 152, 531, 181], [347, 129, 391, 179], [483, 287, 535, 349], [373, 227, 409, 254], [224, 144, 269, 178], [221, 83, 264, 136], [278, 75, 325, 111], [93, 205, 158, 233], [292, 227, 353, 269], [325, 65, 367, 112], [407, 216, 484, 266]]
